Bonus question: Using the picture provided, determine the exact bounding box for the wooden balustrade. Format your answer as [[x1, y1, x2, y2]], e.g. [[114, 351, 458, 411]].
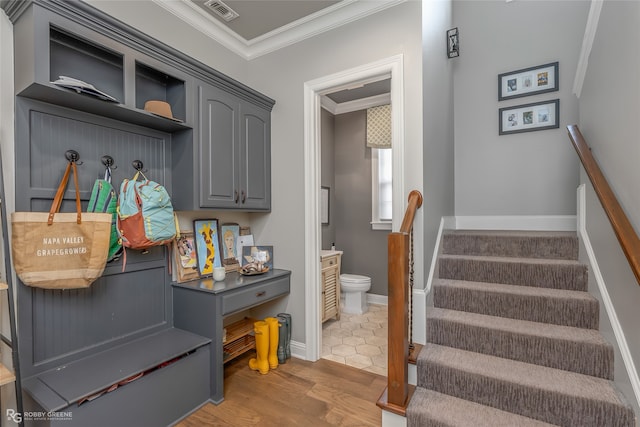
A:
[[377, 190, 422, 415], [567, 125, 640, 286]]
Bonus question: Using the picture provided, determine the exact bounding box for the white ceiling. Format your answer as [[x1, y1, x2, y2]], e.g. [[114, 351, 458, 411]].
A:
[[151, 0, 406, 60]]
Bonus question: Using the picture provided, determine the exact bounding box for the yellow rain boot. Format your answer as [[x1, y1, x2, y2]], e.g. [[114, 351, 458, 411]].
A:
[[265, 317, 279, 369], [248, 320, 270, 375]]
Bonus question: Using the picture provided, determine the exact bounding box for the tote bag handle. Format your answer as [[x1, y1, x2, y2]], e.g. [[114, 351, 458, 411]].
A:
[[48, 161, 82, 225]]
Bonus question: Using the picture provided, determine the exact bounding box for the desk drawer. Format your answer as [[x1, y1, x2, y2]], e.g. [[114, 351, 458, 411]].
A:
[[222, 276, 290, 315]]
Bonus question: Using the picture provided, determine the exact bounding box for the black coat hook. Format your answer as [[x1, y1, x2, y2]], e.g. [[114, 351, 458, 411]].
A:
[[132, 160, 147, 173], [65, 150, 83, 165], [101, 155, 117, 170]]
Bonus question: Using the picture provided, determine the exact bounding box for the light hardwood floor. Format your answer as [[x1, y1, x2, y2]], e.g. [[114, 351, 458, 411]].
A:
[[176, 352, 386, 426]]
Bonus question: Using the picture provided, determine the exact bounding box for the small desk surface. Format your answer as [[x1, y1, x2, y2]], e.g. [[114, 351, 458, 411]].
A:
[[172, 268, 291, 295]]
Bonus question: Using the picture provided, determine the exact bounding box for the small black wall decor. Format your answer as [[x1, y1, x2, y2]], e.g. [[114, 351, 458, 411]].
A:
[[447, 27, 459, 58]]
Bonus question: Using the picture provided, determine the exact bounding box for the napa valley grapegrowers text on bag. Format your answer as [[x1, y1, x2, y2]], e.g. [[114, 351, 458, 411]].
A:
[[11, 160, 112, 289]]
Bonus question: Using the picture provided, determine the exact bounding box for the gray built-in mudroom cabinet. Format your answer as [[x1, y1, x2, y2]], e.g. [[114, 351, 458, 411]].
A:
[[1, 1, 287, 425]]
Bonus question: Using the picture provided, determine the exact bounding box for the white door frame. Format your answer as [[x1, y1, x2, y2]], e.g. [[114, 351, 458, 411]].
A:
[[303, 55, 405, 360]]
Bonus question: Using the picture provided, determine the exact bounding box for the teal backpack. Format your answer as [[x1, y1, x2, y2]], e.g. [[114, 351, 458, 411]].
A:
[[116, 171, 177, 252], [87, 166, 122, 262]]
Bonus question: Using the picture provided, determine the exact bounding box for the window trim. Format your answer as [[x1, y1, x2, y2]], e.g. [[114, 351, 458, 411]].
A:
[[371, 147, 392, 231]]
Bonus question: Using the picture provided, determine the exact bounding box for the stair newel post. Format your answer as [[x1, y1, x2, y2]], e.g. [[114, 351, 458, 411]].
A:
[[387, 231, 410, 407], [377, 190, 422, 415]]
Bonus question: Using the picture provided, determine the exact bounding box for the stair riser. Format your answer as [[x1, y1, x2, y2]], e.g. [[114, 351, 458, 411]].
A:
[[439, 257, 588, 291], [418, 362, 634, 426], [433, 284, 599, 329], [442, 234, 579, 260], [427, 318, 613, 379]]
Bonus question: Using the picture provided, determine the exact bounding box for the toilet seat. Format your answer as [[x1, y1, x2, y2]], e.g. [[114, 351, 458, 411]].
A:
[[340, 274, 371, 293], [340, 274, 371, 283]]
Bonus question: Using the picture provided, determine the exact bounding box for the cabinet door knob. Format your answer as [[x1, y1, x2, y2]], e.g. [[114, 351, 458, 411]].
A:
[[234, 190, 239, 203], [255, 291, 266, 298], [241, 190, 246, 204]]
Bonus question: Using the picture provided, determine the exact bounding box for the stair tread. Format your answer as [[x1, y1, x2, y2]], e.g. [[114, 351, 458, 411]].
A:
[[418, 344, 627, 405], [444, 230, 577, 238], [439, 253, 583, 265], [434, 278, 594, 300], [428, 307, 608, 344], [408, 388, 558, 427]]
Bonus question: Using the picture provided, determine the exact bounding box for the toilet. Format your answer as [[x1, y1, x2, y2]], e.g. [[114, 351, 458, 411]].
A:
[[340, 274, 372, 314]]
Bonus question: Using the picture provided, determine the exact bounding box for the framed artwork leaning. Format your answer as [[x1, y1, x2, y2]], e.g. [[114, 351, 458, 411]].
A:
[[173, 232, 199, 283], [193, 219, 222, 277], [220, 223, 241, 271]]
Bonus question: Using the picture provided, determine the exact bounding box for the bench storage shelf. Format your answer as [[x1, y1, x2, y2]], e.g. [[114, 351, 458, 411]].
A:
[[23, 329, 211, 427], [223, 317, 256, 364]]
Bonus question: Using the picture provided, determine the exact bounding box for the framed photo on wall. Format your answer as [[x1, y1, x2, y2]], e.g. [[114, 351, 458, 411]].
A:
[[499, 99, 559, 135], [498, 62, 558, 101], [193, 219, 222, 276]]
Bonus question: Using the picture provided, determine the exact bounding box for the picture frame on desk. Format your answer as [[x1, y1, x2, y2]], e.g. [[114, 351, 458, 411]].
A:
[[193, 219, 222, 277], [174, 232, 200, 283], [242, 246, 274, 270], [220, 223, 241, 272]]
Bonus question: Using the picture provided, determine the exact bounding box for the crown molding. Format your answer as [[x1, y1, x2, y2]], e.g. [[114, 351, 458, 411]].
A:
[[321, 93, 391, 115], [152, 0, 406, 60], [573, 0, 603, 98]]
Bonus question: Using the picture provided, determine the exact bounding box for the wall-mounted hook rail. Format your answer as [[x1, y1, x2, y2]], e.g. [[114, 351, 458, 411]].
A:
[[65, 150, 83, 165]]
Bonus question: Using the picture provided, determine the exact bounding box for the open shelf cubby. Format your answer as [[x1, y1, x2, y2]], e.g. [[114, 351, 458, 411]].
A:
[[49, 26, 124, 103], [135, 61, 186, 123], [223, 317, 256, 364]]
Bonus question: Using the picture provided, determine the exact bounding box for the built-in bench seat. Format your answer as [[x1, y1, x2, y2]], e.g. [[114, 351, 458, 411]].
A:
[[22, 328, 211, 427]]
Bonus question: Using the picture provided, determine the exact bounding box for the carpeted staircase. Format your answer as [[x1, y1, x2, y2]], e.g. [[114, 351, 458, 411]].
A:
[[407, 230, 636, 426]]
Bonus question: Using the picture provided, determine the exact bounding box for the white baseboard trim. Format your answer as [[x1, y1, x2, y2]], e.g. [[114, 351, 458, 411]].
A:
[[290, 340, 307, 360], [382, 409, 407, 427], [426, 216, 455, 293], [577, 185, 640, 409], [412, 287, 426, 345], [454, 215, 577, 231], [367, 293, 388, 306]]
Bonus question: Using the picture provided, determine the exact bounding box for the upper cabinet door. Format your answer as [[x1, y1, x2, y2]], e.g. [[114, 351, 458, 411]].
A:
[[197, 84, 271, 211], [199, 85, 240, 208], [239, 101, 271, 211]]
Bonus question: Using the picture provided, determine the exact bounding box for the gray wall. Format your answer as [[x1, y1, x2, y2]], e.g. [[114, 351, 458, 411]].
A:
[[333, 110, 388, 297], [453, 0, 589, 216], [578, 0, 640, 410], [321, 108, 336, 250], [422, 0, 455, 279]]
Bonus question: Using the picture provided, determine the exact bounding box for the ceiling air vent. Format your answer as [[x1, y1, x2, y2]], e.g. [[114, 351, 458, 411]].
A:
[[204, 0, 239, 22]]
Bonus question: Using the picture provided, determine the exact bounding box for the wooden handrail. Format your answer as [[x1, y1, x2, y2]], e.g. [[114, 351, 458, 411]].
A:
[[400, 190, 424, 233], [377, 190, 422, 415], [567, 125, 640, 286]]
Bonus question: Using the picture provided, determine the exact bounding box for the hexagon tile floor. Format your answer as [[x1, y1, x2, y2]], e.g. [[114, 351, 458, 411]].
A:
[[321, 303, 388, 376]]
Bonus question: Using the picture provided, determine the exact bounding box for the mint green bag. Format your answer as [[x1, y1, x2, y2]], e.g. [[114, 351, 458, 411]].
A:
[[88, 167, 122, 262]]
